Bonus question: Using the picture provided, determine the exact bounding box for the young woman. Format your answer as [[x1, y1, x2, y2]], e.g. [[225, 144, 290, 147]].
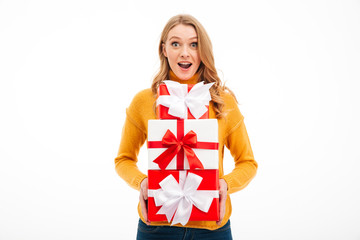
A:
[[115, 14, 258, 240]]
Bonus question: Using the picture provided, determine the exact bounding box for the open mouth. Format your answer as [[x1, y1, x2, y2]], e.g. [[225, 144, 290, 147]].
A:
[[178, 62, 192, 69]]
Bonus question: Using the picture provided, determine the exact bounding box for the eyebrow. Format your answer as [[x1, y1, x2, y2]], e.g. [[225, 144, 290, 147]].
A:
[[168, 36, 198, 41]]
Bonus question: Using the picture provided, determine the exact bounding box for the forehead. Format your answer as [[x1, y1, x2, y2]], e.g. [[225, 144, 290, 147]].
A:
[[167, 24, 197, 40]]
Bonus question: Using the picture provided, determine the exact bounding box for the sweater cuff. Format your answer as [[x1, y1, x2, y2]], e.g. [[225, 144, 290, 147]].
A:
[[220, 175, 233, 194], [134, 173, 148, 191]]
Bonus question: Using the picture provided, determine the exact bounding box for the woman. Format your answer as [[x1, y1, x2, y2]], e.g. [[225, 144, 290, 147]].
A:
[[115, 14, 258, 240]]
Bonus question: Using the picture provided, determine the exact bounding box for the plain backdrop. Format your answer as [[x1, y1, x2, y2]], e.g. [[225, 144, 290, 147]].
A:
[[1, 0, 360, 239]]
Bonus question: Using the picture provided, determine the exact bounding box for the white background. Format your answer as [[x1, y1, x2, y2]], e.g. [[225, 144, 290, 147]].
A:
[[1, 0, 359, 239]]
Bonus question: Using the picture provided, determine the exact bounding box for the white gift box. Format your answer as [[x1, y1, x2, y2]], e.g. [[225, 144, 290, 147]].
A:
[[147, 119, 219, 170]]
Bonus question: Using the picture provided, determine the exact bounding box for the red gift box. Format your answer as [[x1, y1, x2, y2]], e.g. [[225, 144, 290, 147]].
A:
[[156, 81, 213, 119], [147, 169, 219, 225], [147, 119, 219, 170]]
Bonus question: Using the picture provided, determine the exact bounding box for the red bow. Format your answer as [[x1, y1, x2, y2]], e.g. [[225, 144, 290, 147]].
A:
[[153, 130, 204, 170]]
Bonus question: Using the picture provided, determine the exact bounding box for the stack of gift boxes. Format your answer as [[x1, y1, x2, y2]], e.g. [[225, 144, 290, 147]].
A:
[[147, 80, 220, 226]]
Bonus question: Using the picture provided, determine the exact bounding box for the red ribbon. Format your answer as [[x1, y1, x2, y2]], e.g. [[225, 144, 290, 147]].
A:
[[152, 130, 204, 170], [148, 120, 219, 170]]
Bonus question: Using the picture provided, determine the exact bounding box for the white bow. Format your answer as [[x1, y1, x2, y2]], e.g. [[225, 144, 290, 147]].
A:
[[157, 80, 214, 119], [148, 171, 219, 226]]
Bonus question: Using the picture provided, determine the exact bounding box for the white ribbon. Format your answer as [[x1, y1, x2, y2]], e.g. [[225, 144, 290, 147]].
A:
[[148, 171, 219, 226], [157, 80, 214, 119]]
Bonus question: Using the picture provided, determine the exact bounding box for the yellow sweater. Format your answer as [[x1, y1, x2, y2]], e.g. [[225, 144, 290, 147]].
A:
[[114, 71, 258, 230]]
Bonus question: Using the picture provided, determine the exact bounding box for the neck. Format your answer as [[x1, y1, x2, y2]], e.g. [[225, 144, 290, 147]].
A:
[[169, 70, 200, 84]]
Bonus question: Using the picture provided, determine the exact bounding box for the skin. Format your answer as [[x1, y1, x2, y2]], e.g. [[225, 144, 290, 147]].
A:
[[139, 24, 228, 226], [162, 24, 201, 81]]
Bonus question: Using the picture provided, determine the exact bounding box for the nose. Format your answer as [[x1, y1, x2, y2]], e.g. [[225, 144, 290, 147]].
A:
[[180, 46, 189, 58]]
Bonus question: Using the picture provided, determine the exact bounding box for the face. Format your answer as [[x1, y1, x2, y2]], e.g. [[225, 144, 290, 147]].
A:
[[162, 24, 201, 81]]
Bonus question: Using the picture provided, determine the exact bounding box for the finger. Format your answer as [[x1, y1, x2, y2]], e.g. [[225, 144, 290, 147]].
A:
[[216, 204, 225, 225], [216, 204, 224, 225], [216, 191, 227, 225], [219, 199, 226, 224], [142, 187, 148, 200], [139, 192, 150, 225], [141, 178, 148, 200]]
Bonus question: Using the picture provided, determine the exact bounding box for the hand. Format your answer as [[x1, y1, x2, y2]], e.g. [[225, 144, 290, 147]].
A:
[[139, 177, 150, 225], [216, 178, 228, 225]]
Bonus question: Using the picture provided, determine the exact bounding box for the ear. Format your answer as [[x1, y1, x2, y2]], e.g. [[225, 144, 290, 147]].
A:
[[162, 43, 167, 57]]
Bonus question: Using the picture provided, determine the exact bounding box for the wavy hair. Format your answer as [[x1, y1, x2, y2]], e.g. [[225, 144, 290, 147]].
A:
[[151, 14, 236, 119]]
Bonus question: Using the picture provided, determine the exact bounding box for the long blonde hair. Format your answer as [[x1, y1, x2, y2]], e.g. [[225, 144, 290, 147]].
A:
[[151, 14, 236, 118]]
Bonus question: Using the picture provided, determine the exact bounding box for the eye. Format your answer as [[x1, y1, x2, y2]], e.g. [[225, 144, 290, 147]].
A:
[[191, 42, 198, 48], [171, 42, 180, 47]]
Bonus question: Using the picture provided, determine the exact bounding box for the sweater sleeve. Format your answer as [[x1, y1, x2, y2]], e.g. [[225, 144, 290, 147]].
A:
[[114, 91, 150, 191], [221, 94, 258, 194]]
